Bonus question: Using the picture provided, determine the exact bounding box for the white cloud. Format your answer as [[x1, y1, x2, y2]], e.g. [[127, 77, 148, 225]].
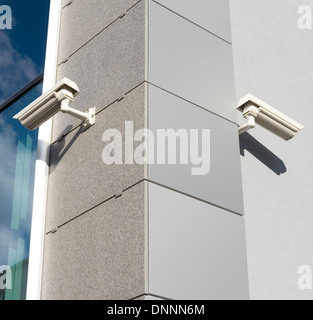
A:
[[0, 32, 39, 103], [0, 117, 17, 265], [0, 116, 17, 213]]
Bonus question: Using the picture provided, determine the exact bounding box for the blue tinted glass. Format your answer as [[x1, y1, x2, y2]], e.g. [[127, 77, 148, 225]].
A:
[[0, 0, 50, 103], [0, 82, 42, 300]]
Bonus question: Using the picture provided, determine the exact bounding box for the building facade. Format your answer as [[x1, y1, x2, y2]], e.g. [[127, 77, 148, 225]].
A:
[[1, 0, 312, 300]]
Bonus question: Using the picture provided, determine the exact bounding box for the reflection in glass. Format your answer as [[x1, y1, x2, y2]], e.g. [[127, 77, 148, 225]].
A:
[[0, 82, 42, 300], [0, 0, 50, 103]]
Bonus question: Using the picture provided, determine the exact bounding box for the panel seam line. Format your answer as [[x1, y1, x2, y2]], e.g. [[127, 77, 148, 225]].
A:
[[151, 0, 232, 45], [58, 0, 142, 65]]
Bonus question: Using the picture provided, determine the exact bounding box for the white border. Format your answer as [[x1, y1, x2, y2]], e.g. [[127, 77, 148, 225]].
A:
[[26, 0, 62, 300]]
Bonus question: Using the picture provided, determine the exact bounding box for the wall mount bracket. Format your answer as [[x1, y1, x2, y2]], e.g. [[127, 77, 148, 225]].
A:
[[60, 99, 95, 130]]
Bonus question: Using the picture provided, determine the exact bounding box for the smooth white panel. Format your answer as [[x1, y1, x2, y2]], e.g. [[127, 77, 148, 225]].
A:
[[154, 0, 232, 43], [149, 1, 237, 122], [149, 183, 249, 300], [149, 85, 244, 215], [231, 0, 313, 300]]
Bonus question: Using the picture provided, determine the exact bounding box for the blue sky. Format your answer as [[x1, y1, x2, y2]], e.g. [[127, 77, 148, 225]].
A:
[[0, 0, 50, 103]]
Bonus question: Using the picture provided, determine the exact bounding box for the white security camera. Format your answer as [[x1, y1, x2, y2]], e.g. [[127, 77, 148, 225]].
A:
[[237, 94, 304, 140], [13, 78, 95, 130]]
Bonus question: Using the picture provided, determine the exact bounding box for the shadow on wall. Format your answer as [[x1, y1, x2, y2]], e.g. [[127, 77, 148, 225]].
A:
[[239, 132, 287, 176], [49, 125, 83, 173]]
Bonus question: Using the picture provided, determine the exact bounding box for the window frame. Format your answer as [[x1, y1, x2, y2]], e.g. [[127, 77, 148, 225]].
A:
[[24, 0, 62, 300], [0, 74, 44, 114]]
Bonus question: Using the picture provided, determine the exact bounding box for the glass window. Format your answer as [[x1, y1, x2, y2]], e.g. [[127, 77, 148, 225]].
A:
[[0, 82, 42, 300], [0, 0, 50, 300], [0, 0, 50, 103]]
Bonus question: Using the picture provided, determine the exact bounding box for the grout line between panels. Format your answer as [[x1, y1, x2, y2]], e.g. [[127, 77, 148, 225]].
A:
[[147, 293, 174, 300], [145, 0, 150, 294], [51, 80, 146, 145], [51, 79, 238, 147], [129, 294, 146, 300], [58, 0, 143, 66], [129, 293, 173, 300], [151, 0, 232, 45], [45, 179, 146, 234], [59, 0, 231, 67], [147, 81, 239, 127], [46, 175, 244, 234], [146, 179, 244, 218]]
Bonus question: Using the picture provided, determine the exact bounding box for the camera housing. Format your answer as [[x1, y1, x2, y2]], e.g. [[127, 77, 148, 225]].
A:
[[13, 78, 95, 130], [237, 94, 304, 140]]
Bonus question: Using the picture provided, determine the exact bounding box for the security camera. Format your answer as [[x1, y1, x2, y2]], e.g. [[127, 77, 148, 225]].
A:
[[13, 78, 95, 130], [237, 94, 304, 140]]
